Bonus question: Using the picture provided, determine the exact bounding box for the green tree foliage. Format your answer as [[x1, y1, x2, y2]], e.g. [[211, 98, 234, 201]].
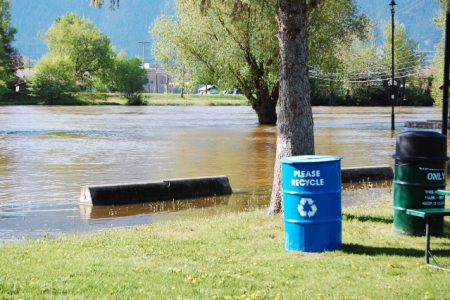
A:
[[43, 13, 115, 89], [432, 44, 444, 106], [381, 20, 423, 78], [0, 0, 16, 96], [152, 0, 279, 124], [32, 13, 147, 103], [29, 54, 78, 103], [151, 0, 368, 124], [90, 0, 119, 9], [308, 1, 369, 105], [342, 32, 381, 104], [308, 0, 369, 74], [431, 1, 448, 106], [110, 53, 147, 104], [311, 26, 381, 105], [381, 20, 425, 105]]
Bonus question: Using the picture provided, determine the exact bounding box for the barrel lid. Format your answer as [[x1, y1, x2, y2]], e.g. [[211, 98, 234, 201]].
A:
[[281, 155, 342, 164], [393, 130, 449, 162]]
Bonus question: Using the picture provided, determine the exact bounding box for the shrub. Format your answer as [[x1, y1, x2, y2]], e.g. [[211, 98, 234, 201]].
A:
[[29, 55, 77, 104], [110, 54, 146, 94], [125, 93, 147, 105]]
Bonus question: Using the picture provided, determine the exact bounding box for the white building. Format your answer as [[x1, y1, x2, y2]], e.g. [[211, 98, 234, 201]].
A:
[[14, 66, 33, 92]]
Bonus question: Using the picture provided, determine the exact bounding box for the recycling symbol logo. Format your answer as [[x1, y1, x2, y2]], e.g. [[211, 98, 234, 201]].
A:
[[298, 198, 318, 217]]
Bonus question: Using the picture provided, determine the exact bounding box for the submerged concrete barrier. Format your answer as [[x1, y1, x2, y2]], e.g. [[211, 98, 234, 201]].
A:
[[404, 120, 443, 129], [341, 165, 393, 183], [80, 175, 232, 206]]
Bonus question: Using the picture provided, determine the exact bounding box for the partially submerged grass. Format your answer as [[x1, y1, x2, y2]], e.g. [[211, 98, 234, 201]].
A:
[[0, 197, 449, 299], [0, 92, 248, 106]]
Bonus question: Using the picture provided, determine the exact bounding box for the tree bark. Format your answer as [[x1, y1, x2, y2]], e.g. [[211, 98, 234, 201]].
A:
[[252, 95, 277, 125], [268, 0, 315, 215]]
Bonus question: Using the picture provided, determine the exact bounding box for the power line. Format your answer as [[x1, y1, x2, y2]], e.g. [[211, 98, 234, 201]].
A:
[[309, 68, 428, 83], [396, 0, 426, 16], [310, 58, 430, 79]]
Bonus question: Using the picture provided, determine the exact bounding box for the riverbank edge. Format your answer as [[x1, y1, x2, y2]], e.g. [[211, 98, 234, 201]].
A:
[[0, 197, 449, 299], [0, 92, 249, 106]]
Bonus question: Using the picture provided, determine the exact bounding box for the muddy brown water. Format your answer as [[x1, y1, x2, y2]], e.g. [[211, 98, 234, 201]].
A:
[[0, 105, 444, 242]]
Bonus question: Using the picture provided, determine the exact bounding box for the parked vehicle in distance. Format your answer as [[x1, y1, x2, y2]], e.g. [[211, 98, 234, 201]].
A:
[[221, 89, 242, 95], [197, 85, 219, 95]]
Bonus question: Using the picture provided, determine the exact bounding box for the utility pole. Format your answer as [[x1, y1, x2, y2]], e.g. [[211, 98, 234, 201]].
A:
[[390, 0, 396, 131], [138, 41, 151, 65], [155, 66, 159, 93], [166, 73, 169, 93], [442, 1, 450, 135]]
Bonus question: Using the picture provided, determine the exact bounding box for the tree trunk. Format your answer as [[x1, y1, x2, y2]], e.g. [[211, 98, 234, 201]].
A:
[[268, 0, 315, 215], [252, 95, 277, 125]]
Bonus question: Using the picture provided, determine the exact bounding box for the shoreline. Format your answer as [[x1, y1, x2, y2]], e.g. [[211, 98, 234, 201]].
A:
[[0, 92, 436, 107], [0, 92, 249, 106]]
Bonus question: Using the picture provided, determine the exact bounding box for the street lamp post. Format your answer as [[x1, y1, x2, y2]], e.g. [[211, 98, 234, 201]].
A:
[[442, 2, 450, 135], [390, 0, 396, 131]]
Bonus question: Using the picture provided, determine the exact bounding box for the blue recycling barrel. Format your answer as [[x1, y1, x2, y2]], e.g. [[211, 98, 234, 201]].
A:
[[281, 155, 342, 252]]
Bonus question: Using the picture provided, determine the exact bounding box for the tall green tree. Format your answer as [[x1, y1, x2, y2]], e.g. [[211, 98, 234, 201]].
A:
[[44, 13, 115, 89], [337, 25, 383, 104], [110, 53, 147, 104], [32, 13, 147, 103], [153, 0, 279, 124], [151, 0, 368, 125], [0, 0, 17, 96]]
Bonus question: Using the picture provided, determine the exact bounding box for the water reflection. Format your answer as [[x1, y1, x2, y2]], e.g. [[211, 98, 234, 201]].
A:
[[168, 124, 276, 188], [80, 196, 231, 220], [0, 105, 444, 242], [78, 182, 390, 222], [0, 146, 14, 206], [80, 188, 270, 220]]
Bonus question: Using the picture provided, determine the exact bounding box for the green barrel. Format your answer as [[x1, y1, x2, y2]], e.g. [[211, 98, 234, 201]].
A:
[[393, 131, 448, 236]]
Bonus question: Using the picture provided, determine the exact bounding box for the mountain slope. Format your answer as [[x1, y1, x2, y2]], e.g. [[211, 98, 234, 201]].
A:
[[11, 0, 442, 61], [11, 0, 172, 61], [356, 0, 442, 51]]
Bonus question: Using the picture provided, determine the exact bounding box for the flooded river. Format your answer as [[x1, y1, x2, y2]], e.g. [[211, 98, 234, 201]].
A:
[[0, 105, 443, 242]]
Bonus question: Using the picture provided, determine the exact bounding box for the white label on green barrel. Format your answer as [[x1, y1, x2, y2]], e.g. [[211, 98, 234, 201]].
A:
[[423, 189, 445, 206], [426, 172, 445, 181]]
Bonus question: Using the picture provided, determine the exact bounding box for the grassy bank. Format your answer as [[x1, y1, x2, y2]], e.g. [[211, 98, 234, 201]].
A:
[[1, 198, 449, 299], [0, 92, 249, 106]]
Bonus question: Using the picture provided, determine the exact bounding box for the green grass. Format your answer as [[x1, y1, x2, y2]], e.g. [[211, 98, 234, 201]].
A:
[[0, 92, 249, 106], [0, 196, 449, 299], [0, 92, 88, 105]]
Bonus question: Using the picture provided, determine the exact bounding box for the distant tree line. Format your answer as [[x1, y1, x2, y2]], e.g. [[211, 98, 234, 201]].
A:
[[29, 13, 147, 105], [0, 0, 442, 112]]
